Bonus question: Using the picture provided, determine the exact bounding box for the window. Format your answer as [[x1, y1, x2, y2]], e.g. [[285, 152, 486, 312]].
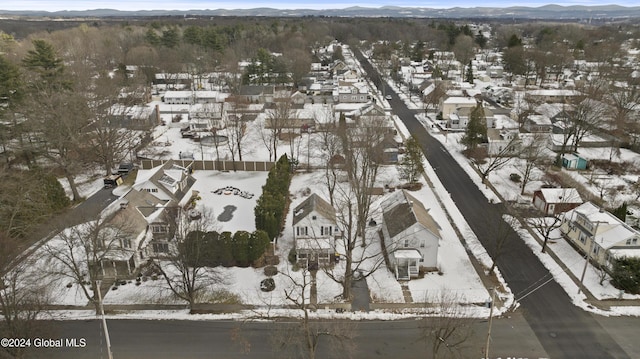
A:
[[296, 227, 308, 236], [312, 215, 317, 220], [153, 243, 169, 253], [121, 239, 132, 249], [320, 226, 333, 236], [152, 225, 167, 233], [420, 240, 425, 248], [404, 239, 409, 248]]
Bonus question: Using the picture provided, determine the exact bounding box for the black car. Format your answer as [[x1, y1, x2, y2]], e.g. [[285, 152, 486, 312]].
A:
[[117, 163, 135, 175]]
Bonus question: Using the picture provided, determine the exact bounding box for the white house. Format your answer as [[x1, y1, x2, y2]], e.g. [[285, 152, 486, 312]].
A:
[[163, 91, 193, 105], [440, 96, 478, 121], [380, 190, 441, 280], [133, 160, 196, 203], [292, 194, 340, 269], [560, 202, 640, 269]]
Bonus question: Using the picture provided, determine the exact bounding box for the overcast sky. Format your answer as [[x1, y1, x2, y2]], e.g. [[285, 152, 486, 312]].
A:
[[1, 1, 635, 12]]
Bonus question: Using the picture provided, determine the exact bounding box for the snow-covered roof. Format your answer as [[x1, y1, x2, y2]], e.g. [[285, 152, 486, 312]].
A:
[[565, 202, 639, 249], [393, 249, 422, 259], [443, 97, 477, 105], [538, 188, 582, 204]]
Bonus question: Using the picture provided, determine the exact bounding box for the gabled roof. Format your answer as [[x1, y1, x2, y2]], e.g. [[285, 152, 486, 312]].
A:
[[565, 202, 639, 249], [107, 188, 169, 250], [381, 190, 441, 240], [536, 188, 582, 204], [133, 160, 195, 202], [292, 193, 336, 226]]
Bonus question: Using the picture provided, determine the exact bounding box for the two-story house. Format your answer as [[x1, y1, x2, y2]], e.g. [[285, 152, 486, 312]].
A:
[[292, 193, 340, 269], [560, 202, 640, 269], [380, 190, 441, 280], [130, 160, 196, 256], [98, 188, 173, 278]]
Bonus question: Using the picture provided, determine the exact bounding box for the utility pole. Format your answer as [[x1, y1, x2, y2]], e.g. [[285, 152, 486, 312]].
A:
[[579, 220, 600, 295], [95, 280, 114, 359], [484, 287, 495, 359]]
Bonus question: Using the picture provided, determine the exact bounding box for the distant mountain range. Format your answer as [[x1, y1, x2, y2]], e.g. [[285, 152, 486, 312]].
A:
[[1, 5, 639, 20]]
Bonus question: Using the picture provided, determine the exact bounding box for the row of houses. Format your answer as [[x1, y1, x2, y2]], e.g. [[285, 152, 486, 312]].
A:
[[292, 190, 441, 281], [529, 187, 640, 272]]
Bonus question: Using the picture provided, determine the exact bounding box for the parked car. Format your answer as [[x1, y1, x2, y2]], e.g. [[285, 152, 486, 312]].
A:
[[117, 163, 135, 175], [385, 95, 392, 100], [103, 174, 123, 189]]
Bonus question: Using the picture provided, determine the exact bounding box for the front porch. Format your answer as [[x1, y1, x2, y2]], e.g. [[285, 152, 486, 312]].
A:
[[393, 249, 421, 280]]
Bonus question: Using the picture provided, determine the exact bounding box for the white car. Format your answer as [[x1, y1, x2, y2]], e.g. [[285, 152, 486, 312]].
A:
[[385, 95, 392, 100]]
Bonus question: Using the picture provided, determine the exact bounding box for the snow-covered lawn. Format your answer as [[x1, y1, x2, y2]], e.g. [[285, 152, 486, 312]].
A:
[[188, 170, 268, 233]]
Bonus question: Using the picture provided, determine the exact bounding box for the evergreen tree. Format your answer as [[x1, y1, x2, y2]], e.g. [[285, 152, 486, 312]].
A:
[[232, 231, 250, 267], [22, 39, 68, 89], [161, 27, 180, 48], [461, 103, 487, 150], [411, 40, 425, 62], [145, 28, 161, 46], [0, 55, 23, 110], [399, 136, 425, 183], [248, 230, 270, 263], [611, 202, 627, 222], [611, 257, 640, 294], [465, 61, 474, 84]]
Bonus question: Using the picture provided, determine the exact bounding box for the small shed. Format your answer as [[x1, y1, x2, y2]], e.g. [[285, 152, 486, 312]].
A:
[[561, 153, 587, 170]]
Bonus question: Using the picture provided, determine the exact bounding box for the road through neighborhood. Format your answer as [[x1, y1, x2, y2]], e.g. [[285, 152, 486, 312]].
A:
[[354, 49, 632, 358]]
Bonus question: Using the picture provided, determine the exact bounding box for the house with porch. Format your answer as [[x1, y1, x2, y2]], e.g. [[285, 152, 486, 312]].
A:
[[560, 202, 640, 270], [292, 193, 340, 269], [380, 190, 441, 280], [98, 188, 175, 278]]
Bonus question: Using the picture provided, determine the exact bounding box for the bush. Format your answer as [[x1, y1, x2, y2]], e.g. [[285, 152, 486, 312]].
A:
[[264, 265, 278, 276], [288, 248, 297, 265], [509, 173, 521, 182], [611, 257, 640, 294]]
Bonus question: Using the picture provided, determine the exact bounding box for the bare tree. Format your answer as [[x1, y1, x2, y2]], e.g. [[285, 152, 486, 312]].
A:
[[488, 213, 522, 275], [452, 35, 475, 81], [221, 100, 246, 170], [0, 234, 51, 359], [21, 39, 89, 201], [153, 207, 225, 311], [517, 134, 551, 195], [418, 291, 475, 359], [528, 215, 562, 253], [44, 215, 134, 313], [474, 135, 522, 184], [87, 74, 147, 176], [274, 267, 357, 359], [266, 91, 297, 160], [315, 106, 340, 206], [322, 113, 389, 300]]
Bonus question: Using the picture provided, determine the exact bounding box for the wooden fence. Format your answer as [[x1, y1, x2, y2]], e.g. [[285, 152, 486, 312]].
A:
[[140, 159, 275, 172]]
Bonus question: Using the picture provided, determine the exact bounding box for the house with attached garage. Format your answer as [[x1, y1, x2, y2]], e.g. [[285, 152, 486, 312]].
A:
[[560, 202, 640, 269], [292, 193, 341, 270], [380, 190, 441, 280], [132, 160, 196, 204]]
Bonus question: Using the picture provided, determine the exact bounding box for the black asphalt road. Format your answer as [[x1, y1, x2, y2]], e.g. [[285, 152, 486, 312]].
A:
[[30, 313, 549, 359], [354, 49, 633, 359]]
